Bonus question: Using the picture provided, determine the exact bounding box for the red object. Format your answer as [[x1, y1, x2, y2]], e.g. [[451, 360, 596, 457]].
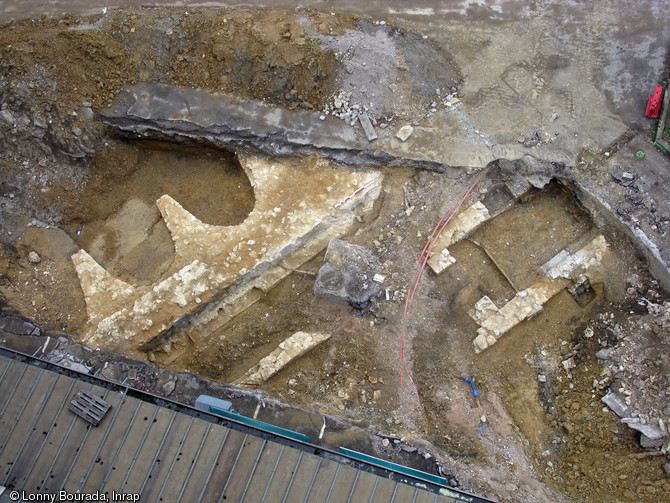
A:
[[646, 85, 663, 118]]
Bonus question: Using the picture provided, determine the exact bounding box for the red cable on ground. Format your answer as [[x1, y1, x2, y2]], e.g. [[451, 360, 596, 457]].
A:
[[397, 167, 490, 406], [411, 167, 490, 301], [417, 183, 469, 266], [403, 287, 412, 318]]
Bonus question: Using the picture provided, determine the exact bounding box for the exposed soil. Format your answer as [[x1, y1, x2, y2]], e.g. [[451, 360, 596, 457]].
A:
[[66, 141, 255, 284], [0, 6, 668, 503], [127, 168, 670, 501]]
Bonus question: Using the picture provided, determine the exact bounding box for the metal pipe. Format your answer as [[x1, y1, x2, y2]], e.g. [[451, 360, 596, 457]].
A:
[[280, 450, 303, 503], [260, 444, 285, 503], [37, 383, 95, 492], [57, 389, 113, 492], [196, 428, 230, 503], [217, 433, 249, 503], [98, 398, 142, 491], [118, 405, 161, 492], [135, 409, 177, 495], [13, 378, 77, 488], [154, 416, 195, 503], [240, 439, 267, 500], [0, 367, 46, 457]]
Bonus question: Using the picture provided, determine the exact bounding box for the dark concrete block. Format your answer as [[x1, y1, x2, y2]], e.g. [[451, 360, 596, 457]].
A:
[[314, 239, 382, 310], [0, 315, 40, 336]]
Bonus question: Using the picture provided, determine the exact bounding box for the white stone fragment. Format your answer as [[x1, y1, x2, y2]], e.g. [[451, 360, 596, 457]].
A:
[[428, 247, 456, 274], [395, 125, 414, 142], [428, 201, 491, 275], [468, 296, 499, 324], [236, 332, 331, 385], [542, 235, 608, 279]]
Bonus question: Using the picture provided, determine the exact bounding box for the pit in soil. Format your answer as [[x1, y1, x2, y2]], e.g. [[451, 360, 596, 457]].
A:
[[67, 141, 255, 284]]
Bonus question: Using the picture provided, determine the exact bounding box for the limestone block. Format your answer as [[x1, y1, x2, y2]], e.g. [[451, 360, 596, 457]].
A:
[[83, 259, 222, 348], [542, 235, 608, 280], [73, 153, 382, 351], [359, 113, 377, 141], [505, 174, 532, 199], [472, 278, 567, 353], [428, 247, 457, 274], [601, 390, 631, 418], [429, 200, 490, 276], [237, 331, 331, 385], [72, 250, 136, 323], [473, 333, 489, 354], [468, 295, 499, 324]]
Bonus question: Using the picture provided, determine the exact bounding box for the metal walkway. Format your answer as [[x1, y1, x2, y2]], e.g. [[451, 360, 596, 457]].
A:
[[0, 348, 493, 502]]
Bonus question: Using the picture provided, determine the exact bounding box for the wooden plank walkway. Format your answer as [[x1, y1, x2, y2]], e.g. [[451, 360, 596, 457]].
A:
[[0, 350, 488, 502]]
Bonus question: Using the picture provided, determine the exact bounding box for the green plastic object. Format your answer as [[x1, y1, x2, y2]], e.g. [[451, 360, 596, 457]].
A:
[[199, 398, 311, 443], [339, 447, 447, 486], [636, 150, 645, 158]]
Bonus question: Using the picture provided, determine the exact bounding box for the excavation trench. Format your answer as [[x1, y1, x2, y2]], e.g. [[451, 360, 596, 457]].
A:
[[67, 140, 255, 284], [1, 122, 666, 502], [1, 7, 669, 503]]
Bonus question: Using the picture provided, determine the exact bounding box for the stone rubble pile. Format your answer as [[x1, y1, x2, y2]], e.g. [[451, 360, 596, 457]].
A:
[[595, 289, 670, 451]]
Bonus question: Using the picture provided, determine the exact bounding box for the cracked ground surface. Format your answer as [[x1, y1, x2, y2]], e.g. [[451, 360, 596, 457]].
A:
[[1, 2, 670, 502]]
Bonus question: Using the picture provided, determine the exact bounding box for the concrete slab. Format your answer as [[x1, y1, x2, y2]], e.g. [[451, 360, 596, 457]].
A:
[[100, 83, 442, 170]]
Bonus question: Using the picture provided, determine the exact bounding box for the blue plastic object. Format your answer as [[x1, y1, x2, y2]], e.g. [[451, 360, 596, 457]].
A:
[[463, 377, 479, 399]]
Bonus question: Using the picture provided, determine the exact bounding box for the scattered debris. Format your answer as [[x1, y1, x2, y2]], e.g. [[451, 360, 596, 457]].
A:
[[602, 390, 631, 418], [595, 348, 613, 360], [562, 357, 576, 371]]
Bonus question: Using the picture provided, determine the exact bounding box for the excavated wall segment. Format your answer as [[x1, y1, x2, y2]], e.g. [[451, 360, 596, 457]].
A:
[[98, 83, 446, 171], [72, 153, 382, 351]]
